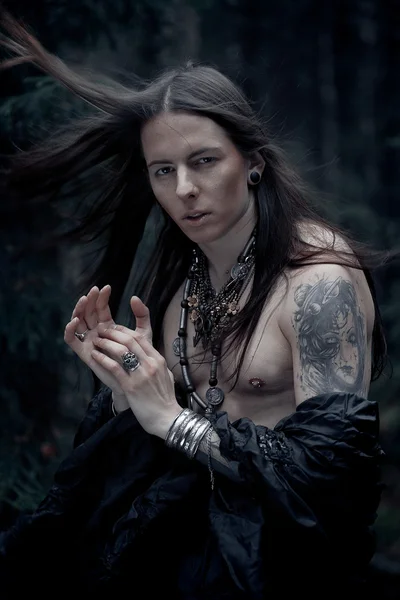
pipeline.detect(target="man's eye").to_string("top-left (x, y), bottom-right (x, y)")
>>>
top-left (153, 157), bottom-right (215, 177)
top-left (197, 157), bottom-right (215, 165)
top-left (155, 166), bottom-right (173, 177)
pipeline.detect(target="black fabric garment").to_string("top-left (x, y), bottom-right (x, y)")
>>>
top-left (0, 388), bottom-right (384, 599)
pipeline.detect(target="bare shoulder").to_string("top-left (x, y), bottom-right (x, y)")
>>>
top-left (281, 262), bottom-right (374, 335)
top-left (296, 220), bottom-right (357, 258)
top-left (278, 222), bottom-right (375, 404)
top-left (288, 220), bottom-right (375, 327)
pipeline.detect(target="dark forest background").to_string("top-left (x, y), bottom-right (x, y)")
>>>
top-left (0, 0), bottom-right (399, 596)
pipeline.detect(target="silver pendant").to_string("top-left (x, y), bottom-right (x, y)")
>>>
top-left (205, 387), bottom-right (225, 407)
top-left (172, 337), bottom-right (180, 356)
top-left (231, 262), bottom-right (250, 281)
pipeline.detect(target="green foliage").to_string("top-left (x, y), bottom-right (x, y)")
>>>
top-left (0, 444), bottom-right (56, 512)
top-left (0, 260), bottom-right (67, 360)
top-left (0, 76), bottom-right (88, 140)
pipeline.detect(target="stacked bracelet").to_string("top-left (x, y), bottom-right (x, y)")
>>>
top-left (165, 408), bottom-right (213, 460)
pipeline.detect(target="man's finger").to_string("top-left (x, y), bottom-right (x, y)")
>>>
top-left (64, 317), bottom-right (86, 353)
top-left (84, 287), bottom-right (99, 329)
top-left (96, 285), bottom-right (113, 322)
top-left (130, 296), bottom-right (153, 340)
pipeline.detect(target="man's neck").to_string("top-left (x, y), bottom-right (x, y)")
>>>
top-left (198, 205), bottom-right (257, 291)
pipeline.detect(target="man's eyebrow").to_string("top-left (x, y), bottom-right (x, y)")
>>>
top-left (147, 146), bottom-right (222, 168)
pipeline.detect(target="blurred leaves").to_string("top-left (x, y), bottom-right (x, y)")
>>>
top-left (0, 446), bottom-right (56, 512)
top-left (0, 76), bottom-right (88, 140)
top-left (0, 264), bottom-right (68, 360)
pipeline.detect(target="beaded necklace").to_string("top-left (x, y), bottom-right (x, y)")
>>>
top-left (172, 227), bottom-right (257, 415)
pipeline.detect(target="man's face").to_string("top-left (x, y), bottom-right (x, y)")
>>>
top-left (141, 111), bottom-right (253, 244)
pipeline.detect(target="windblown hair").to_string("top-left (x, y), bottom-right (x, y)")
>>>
top-left (0, 13), bottom-right (391, 388)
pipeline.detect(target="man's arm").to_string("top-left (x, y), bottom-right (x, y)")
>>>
top-left (279, 263), bottom-right (372, 406)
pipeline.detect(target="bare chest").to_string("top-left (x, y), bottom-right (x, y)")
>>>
top-left (160, 279), bottom-right (296, 428)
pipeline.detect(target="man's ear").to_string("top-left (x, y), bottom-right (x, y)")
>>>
top-left (248, 151), bottom-right (265, 176)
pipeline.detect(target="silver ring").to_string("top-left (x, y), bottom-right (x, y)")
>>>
top-left (122, 351), bottom-right (140, 372)
top-left (74, 329), bottom-right (89, 342)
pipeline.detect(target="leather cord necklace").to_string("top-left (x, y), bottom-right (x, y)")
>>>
top-left (172, 227), bottom-right (257, 414)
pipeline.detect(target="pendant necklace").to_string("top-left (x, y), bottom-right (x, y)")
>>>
top-left (172, 227), bottom-right (257, 414)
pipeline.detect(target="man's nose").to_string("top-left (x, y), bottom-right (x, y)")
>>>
top-left (176, 168), bottom-right (198, 199)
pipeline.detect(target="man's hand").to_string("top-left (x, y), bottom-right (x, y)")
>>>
top-left (91, 298), bottom-right (181, 437)
top-left (64, 285), bottom-right (130, 411)
top-left (64, 288), bottom-right (157, 414)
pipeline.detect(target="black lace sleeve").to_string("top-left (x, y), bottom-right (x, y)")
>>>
top-left (256, 427), bottom-right (292, 463)
top-left (206, 393), bottom-right (384, 595)
top-left (212, 392), bottom-right (383, 501)
top-left (72, 386), bottom-right (114, 448)
top-left (72, 382), bottom-right (187, 449)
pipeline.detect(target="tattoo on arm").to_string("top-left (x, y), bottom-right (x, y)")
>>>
top-left (292, 275), bottom-right (368, 397)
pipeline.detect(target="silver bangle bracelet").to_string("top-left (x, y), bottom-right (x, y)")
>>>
top-left (165, 408), bottom-right (213, 460)
top-left (184, 419), bottom-right (211, 457)
top-left (166, 409), bottom-right (193, 447)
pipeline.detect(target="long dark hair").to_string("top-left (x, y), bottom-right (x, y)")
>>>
top-left (0, 13), bottom-right (392, 389)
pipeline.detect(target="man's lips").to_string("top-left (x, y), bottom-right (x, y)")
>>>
top-left (183, 212), bottom-right (210, 219)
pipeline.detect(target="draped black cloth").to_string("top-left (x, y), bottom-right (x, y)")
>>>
top-left (0, 388), bottom-right (384, 599)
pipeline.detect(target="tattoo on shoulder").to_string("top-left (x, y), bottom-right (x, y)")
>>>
top-left (292, 275), bottom-right (367, 397)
